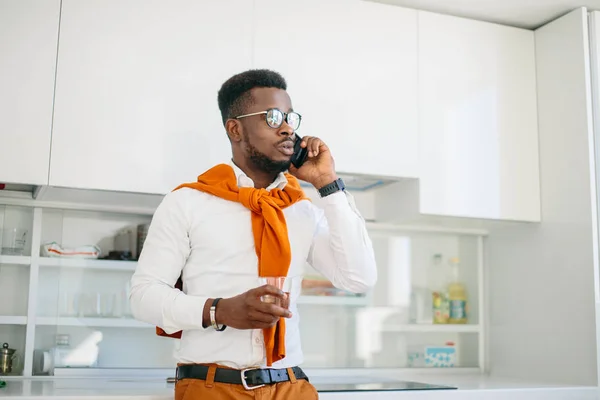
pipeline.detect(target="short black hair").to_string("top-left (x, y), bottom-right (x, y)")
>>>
top-left (217, 69), bottom-right (287, 126)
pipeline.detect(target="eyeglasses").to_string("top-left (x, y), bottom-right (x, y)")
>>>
top-left (235, 108), bottom-right (302, 131)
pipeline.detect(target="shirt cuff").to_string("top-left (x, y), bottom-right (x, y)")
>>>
top-left (162, 294), bottom-right (209, 334)
top-left (319, 190), bottom-right (361, 213)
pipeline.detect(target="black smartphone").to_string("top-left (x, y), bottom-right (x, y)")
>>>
top-left (290, 134), bottom-right (308, 169)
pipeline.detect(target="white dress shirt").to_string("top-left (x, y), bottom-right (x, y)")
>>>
top-left (129, 161), bottom-right (377, 369)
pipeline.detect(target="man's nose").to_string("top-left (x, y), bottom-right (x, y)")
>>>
top-left (278, 122), bottom-right (294, 136)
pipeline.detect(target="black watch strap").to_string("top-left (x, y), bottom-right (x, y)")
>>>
top-left (318, 178), bottom-right (345, 198)
top-left (210, 298), bottom-right (227, 331)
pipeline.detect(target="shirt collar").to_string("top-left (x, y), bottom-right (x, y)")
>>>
top-left (228, 160), bottom-right (288, 190)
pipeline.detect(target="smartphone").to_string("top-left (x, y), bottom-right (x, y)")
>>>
top-left (290, 134), bottom-right (308, 169)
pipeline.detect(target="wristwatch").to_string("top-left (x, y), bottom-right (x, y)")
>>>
top-left (318, 178), bottom-right (345, 198)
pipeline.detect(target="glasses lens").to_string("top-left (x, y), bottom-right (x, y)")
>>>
top-left (287, 112), bottom-right (301, 130)
top-left (266, 109), bottom-right (284, 128)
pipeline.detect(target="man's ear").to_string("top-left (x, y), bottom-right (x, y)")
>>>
top-left (225, 119), bottom-right (242, 142)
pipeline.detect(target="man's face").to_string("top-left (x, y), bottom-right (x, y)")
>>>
top-left (238, 87), bottom-right (295, 174)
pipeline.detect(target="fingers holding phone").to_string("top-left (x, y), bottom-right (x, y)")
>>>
top-left (289, 135), bottom-right (337, 189)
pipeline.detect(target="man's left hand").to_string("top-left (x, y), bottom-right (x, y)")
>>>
top-left (288, 136), bottom-right (338, 189)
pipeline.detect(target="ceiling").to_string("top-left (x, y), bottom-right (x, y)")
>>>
top-left (368, 0), bottom-right (600, 29)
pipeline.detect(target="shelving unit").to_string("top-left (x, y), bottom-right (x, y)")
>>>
top-left (0, 199), bottom-right (487, 378)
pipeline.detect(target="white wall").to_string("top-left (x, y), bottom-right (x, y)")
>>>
top-left (486, 7), bottom-right (598, 385)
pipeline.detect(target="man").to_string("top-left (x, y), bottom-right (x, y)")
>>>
top-left (129, 69), bottom-right (377, 399)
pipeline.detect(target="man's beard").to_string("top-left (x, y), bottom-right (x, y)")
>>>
top-left (244, 138), bottom-right (291, 174)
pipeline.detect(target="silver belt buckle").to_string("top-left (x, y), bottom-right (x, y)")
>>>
top-left (241, 367), bottom-right (265, 390)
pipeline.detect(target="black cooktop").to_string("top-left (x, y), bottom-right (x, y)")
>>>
top-left (314, 381), bottom-right (457, 392)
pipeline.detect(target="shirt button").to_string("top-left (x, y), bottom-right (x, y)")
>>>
top-left (255, 338), bottom-right (260, 344)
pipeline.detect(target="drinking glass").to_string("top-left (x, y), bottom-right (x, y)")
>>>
top-left (258, 276), bottom-right (302, 308)
top-left (1, 228), bottom-right (27, 255)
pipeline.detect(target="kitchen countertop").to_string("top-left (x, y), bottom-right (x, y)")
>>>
top-left (0, 371), bottom-right (597, 399)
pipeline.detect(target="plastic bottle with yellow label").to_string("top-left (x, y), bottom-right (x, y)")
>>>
top-left (447, 257), bottom-right (468, 324)
top-left (431, 254), bottom-right (449, 324)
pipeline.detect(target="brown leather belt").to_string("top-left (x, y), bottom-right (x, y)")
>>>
top-left (176, 364), bottom-right (308, 390)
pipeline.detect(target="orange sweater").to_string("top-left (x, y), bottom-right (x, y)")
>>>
top-left (156, 164), bottom-right (308, 366)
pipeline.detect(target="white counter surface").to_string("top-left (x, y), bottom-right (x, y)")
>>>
top-left (0, 371), bottom-right (597, 400)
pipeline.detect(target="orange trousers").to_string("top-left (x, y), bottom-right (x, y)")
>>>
top-left (174, 364), bottom-right (319, 400)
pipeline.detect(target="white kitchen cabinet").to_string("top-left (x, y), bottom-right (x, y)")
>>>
top-left (418, 11), bottom-right (541, 222)
top-left (488, 7), bottom-right (600, 386)
top-left (49, 0), bottom-right (252, 195)
top-left (253, 0), bottom-right (419, 179)
top-left (0, 0), bottom-right (60, 186)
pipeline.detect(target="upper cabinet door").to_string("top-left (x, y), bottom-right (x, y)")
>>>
top-left (49, 0), bottom-right (252, 194)
top-left (0, 0), bottom-right (60, 186)
top-left (253, 0), bottom-right (419, 179)
top-left (418, 11), bottom-right (541, 221)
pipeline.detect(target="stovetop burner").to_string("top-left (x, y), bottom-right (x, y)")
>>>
top-left (314, 381), bottom-right (457, 392)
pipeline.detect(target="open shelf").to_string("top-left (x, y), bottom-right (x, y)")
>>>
top-left (365, 221), bottom-right (489, 236)
top-left (0, 255), bottom-right (31, 265)
top-left (36, 317), bottom-right (151, 328)
top-left (0, 316), bottom-right (27, 325)
top-left (381, 324), bottom-right (480, 333)
top-left (297, 295), bottom-right (368, 306)
top-left (38, 257), bottom-right (136, 272)
top-left (36, 258), bottom-right (367, 307)
top-left (34, 298), bottom-right (367, 330)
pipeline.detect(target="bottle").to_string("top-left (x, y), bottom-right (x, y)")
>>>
top-left (49, 334), bottom-right (72, 371)
top-left (431, 254), bottom-right (449, 324)
top-left (447, 257), bottom-right (468, 324)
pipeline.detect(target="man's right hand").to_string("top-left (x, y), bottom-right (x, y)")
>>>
top-left (207, 285), bottom-right (291, 330)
